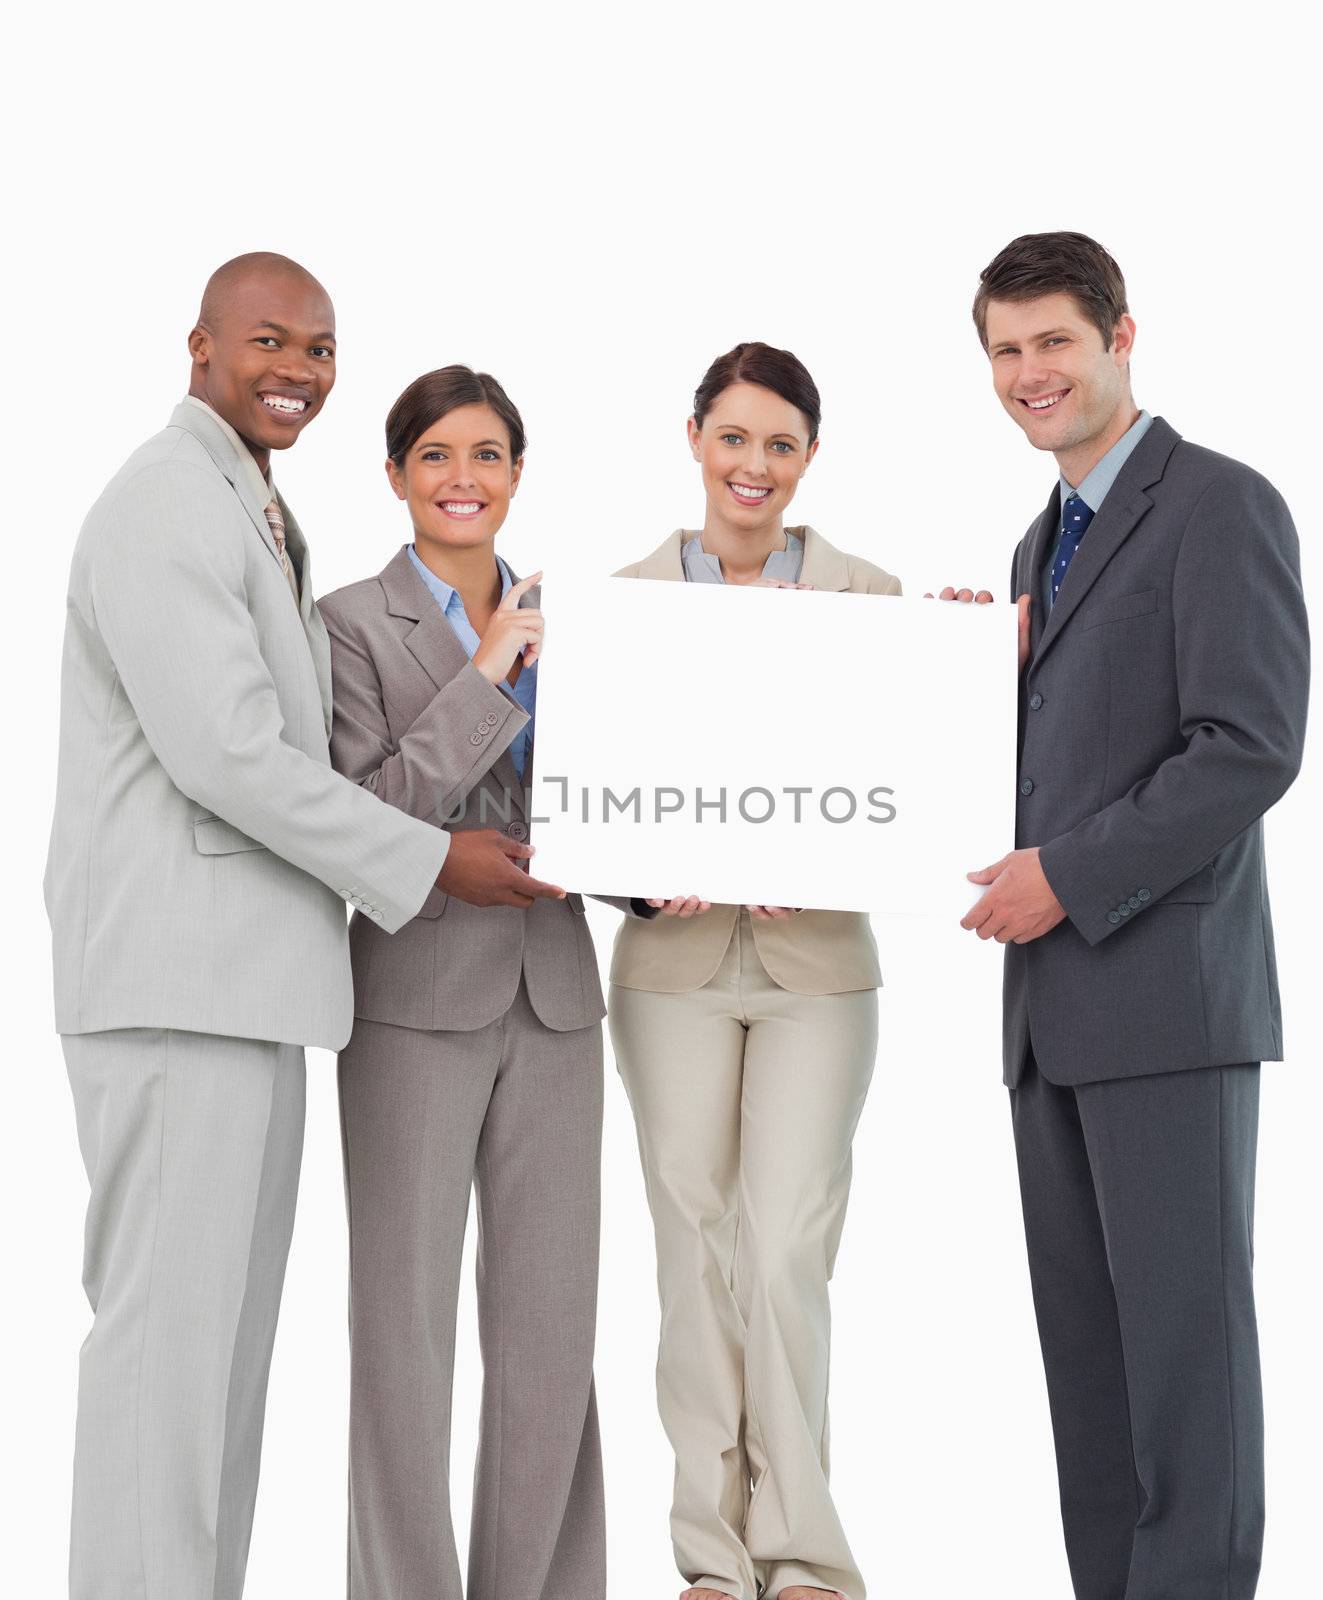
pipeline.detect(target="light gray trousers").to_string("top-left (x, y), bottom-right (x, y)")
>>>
top-left (63, 1026), bottom-right (305, 1600)
top-left (338, 977), bottom-right (606, 1600)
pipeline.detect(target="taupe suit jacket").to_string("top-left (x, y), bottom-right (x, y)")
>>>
top-left (609, 525), bottom-right (898, 994)
top-left (44, 404), bottom-right (447, 1049)
top-left (319, 546), bottom-right (642, 1033)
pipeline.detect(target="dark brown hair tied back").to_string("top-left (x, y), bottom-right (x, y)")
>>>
top-left (972, 232), bottom-right (1129, 351)
top-left (693, 342), bottom-right (822, 442)
top-left (386, 365), bottom-right (527, 465)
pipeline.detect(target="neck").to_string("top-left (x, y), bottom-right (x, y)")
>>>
top-left (188, 379), bottom-right (271, 476)
top-left (1055, 399), bottom-right (1141, 488)
top-left (699, 507), bottom-right (787, 584)
top-left (414, 532), bottom-right (502, 611)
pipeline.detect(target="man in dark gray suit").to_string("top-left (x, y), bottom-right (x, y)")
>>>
top-left (953, 232), bottom-right (1308, 1600)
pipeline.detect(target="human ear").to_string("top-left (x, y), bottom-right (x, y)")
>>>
top-left (686, 415), bottom-right (703, 462)
top-left (384, 457), bottom-right (407, 502)
top-left (1111, 313), bottom-right (1138, 367)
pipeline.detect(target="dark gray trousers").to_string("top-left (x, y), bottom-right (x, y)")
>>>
top-left (1011, 1054), bottom-right (1263, 1600)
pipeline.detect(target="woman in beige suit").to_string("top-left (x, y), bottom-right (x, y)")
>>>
top-left (318, 366), bottom-right (649, 1600)
top-left (611, 342), bottom-right (899, 1600)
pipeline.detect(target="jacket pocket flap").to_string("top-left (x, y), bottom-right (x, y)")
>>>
top-left (411, 885), bottom-right (449, 921)
top-left (193, 816), bottom-right (265, 856)
top-left (1083, 588), bottom-right (1158, 628)
top-left (1163, 863), bottom-right (1217, 904)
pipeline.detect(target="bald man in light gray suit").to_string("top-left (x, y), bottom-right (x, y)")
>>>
top-left (44, 254), bottom-right (565, 1600)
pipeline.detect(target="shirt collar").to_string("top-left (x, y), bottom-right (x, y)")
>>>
top-left (1060, 409), bottom-right (1153, 516)
top-left (183, 394), bottom-right (275, 511)
top-left (681, 530), bottom-right (805, 585)
top-left (407, 543), bottom-right (515, 613)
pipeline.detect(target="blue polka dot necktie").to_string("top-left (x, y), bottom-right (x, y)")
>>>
top-left (1051, 495), bottom-right (1095, 602)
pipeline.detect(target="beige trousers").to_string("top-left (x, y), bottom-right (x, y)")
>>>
top-left (610, 911), bottom-right (877, 1600)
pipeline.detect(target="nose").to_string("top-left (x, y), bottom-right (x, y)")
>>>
top-left (743, 442), bottom-right (769, 479)
top-left (1017, 352), bottom-right (1056, 394)
top-left (272, 348), bottom-right (317, 389)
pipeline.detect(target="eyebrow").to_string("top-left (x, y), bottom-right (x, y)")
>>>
top-left (712, 420), bottom-right (801, 442)
top-left (990, 327), bottom-right (1071, 351)
top-left (253, 320), bottom-right (336, 341)
top-left (415, 437), bottom-right (505, 451)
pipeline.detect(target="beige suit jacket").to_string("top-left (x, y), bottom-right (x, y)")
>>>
top-left (609, 525), bottom-right (898, 995)
top-left (319, 545), bottom-right (642, 1033)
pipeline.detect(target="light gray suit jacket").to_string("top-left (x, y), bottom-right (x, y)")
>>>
top-left (319, 546), bottom-right (649, 1034)
top-left (44, 403), bottom-right (448, 1049)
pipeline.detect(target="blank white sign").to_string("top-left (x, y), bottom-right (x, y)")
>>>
top-left (529, 578), bottom-right (1018, 916)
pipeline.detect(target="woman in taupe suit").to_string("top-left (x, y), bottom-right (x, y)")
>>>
top-left (611, 343), bottom-right (900, 1600)
top-left (317, 366), bottom-right (646, 1600)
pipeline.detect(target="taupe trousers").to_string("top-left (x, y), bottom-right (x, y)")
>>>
top-left (338, 980), bottom-right (605, 1600)
top-left (611, 912), bottom-right (877, 1600)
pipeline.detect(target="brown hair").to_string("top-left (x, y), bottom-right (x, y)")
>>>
top-left (385, 365), bottom-right (526, 465)
top-left (972, 232), bottom-right (1129, 350)
top-left (693, 342), bottom-right (822, 442)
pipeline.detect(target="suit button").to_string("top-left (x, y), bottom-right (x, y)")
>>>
top-left (1108, 911), bottom-right (1121, 924)
top-left (1137, 888), bottom-right (1151, 902)
top-left (469, 732), bottom-right (483, 746)
top-left (1119, 904), bottom-right (1131, 916)
top-left (484, 713), bottom-right (499, 728)
top-left (1029, 693), bottom-right (1043, 710)
top-left (1020, 779), bottom-right (1034, 795)
top-left (508, 821), bottom-right (529, 841)
top-left (1128, 895), bottom-right (1140, 909)
top-left (369, 910), bottom-right (384, 923)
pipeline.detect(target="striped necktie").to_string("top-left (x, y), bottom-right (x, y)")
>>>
top-left (264, 499), bottom-right (300, 602)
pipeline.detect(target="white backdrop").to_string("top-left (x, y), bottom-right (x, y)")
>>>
top-left (4, 5), bottom-right (1318, 1597)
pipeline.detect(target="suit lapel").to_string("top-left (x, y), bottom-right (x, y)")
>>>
top-left (798, 525), bottom-right (850, 591)
top-left (380, 545), bottom-right (472, 693)
top-left (277, 494), bottom-right (333, 733)
top-left (169, 402), bottom-right (286, 574)
top-left (488, 576), bottom-right (538, 819)
top-left (1023, 486), bottom-right (1061, 659)
top-left (1031, 417), bottom-right (1181, 668)
top-left (379, 547), bottom-right (533, 818)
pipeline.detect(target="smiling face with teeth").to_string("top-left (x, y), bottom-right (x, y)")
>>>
top-left (985, 292), bottom-right (1138, 484)
top-left (187, 262), bottom-right (336, 473)
top-left (688, 381), bottom-right (819, 545)
top-left (386, 402), bottom-right (523, 565)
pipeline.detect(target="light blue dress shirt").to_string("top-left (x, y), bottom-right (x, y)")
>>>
top-left (1042, 410), bottom-right (1153, 609)
top-left (681, 530), bottom-right (805, 584)
top-left (407, 544), bottom-right (536, 779)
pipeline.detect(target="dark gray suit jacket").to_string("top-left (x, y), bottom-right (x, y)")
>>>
top-left (1005, 416), bottom-right (1308, 1086)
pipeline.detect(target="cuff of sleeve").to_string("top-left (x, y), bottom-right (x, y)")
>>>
top-left (1038, 837), bottom-right (1130, 948)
